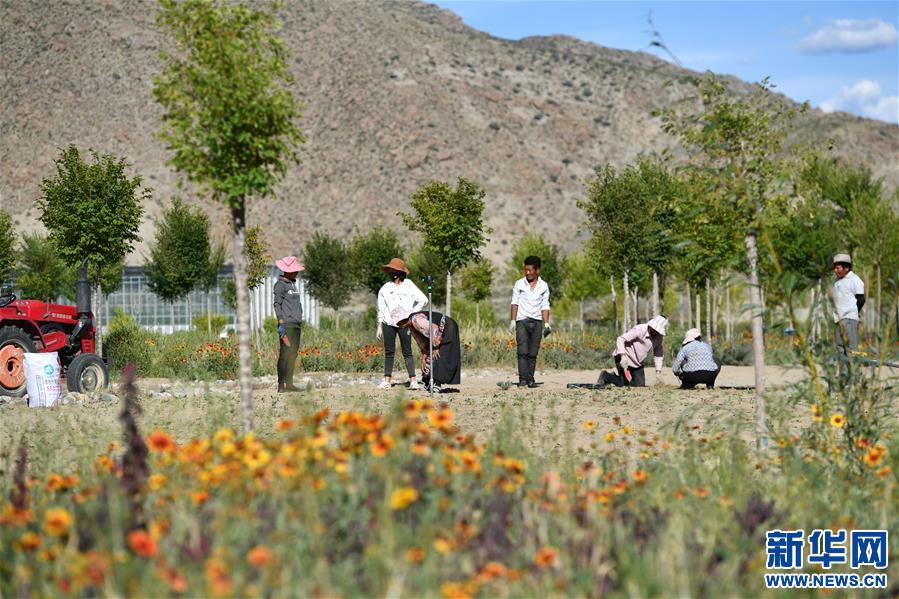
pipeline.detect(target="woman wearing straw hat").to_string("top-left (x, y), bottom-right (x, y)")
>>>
top-left (596, 315), bottom-right (669, 387)
top-left (671, 328), bottom-right (721, 389)
top-left (273, 256), bottom-right (305, 393)
top-left (376, 258), bottom-right (429, 390)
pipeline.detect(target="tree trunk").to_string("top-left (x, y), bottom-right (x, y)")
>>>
top-left (187, 294), bottom-right (193, 330)
top-left (610, 275), bottom-right (618, 336)
top-left (695, 291), bottom-right (701, 338)
top-left (475, 302), bottom-right (480, 329)
top-left (622, 269), bottom-right (630, 333)
top-left (705, 277), bottom-right (711, 341)
top-left (652, 271), bottom-right (659, 317)
top-left (744, 231), bottom-right (768, 447)
top-left (712, 284), bottom-right (719, 339)
top-left (335, 310), bottom-right (340, 330)
top-left (578, 300), bottom-right (584, 331)
top-left (94, 283), bottom-right (104, 356)
top-left (170, 302), bottom-right (176, 333)
top-left (686, 281), bottom-right (693, 329)
top-left (231, 207), bottom-right (255, 433)
top-left (725, 284), bottom-right (732, 342)
top-left (445, 271), bottom-right (453, 317)
top-left (877, 263), bottom-right (882, 331)
top-left (632, 289), bottom-right (638, 326)
top-left (207, 291), bottom-right (213, 337)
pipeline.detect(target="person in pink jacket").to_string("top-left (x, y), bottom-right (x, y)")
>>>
top-left (596, 315), bottom-right (669, 387)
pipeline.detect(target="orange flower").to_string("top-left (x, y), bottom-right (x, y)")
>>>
top-left (247, 545), bottom-right (274, 568)
top-left (190, 490), bottom-right (210, 505)
top-left (148, 474), bottom-right (168, 491)
top-left (633, 470), bottom-right (648, 485)
top-left (43, 507), bottom-right (72, 536)
top-left (534, 546), bottom-right (558, 569)
top-left (406, 547), bottom-right (426, 563)
top-left (370, 434), bottom-right (395, 457)
top-left (583, 420), bottom-right (596, 431)
top-left (478, 561), bottom-right (508, 581)
top-left (876, 466), bottom-right (892, 477)
top-left (604, 432), bottom-right (616, 443)
top-left (863, 446), bottom-right (886, 468)
top-left (428, 407), bottom-right (454, 430)
top-left (128, 529), bottom-right (158, 557)
top-left (17, 531), bottom-right (41, 552)
top-left (147, 431), bottom-right (177, 452)
top-left (694, 487), bottom-right (710, 499)
top-left (205, 557), bottom-right (232, 596)
top-left (275, 419), bottom-right (296, 432)
top-left (411, 437), bottom-right (430, 455)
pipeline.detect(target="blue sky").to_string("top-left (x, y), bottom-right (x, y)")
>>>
top-left (431, 1), bottom-right (899, 124)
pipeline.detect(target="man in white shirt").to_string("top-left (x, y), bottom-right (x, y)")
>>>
top-left (832, 253), bottom-right (865, 369)
top-left (510, 255), bottom-right (551, 388)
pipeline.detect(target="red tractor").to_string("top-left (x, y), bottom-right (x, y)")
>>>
top-left (0, 263), bottom-right (109, 398)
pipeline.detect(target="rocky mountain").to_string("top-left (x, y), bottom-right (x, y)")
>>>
top-left (2, 0), bottom-right (896, 266)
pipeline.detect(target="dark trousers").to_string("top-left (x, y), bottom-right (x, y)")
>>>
top-left (598, 364), bottom-right (646, 387)
top-left (383, 324), bottom-right (415, 378)
top-left (516, 318), bottom-right (543, 383)
top-left (677, 367), bottom-right (721, 389)
top-left (277, 323), bottom-right (301, 387)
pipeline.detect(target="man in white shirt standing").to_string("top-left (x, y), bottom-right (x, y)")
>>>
top-left (510, 255), bottom-right (551, 388)
top-left (832, 253), bottom-right (865, 369)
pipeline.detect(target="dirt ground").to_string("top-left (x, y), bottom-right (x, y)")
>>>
top-left (4, 364), bottom-right (894, 475)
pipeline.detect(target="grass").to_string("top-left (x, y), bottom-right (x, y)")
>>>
top-left (1, 372), bottom-right (897, 597)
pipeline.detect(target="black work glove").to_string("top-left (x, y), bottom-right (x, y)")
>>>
top-left (543, 324), bottom-right (552, 338)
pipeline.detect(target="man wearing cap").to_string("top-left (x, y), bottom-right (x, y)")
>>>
top-left (376, 258), bottom-right (429, 390)
top-left (273, 256), bottom-right (304, 393)
top-left (596, 315), bottom-right (668, 387)
top-left (671, 328), bottom-right (721, 389)
top-left (510, 255), bottom-right (552, 388)
top-left (832, 253), bottom-right (865, 368)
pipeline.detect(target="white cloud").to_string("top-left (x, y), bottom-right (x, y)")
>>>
top-left (820, 80), bottom-right (899, 124)
top-left (797, 18), bottom-right (897, 54)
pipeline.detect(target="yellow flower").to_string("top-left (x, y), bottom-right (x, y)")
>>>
top-left (148, 474), bottom-right (168, 491)
top-left (213, 428), bottom-right (234, 444)
top-left (830, 413), bottom-right (845, 428)
top-left (43, 507), bottom-right (72, 536)
top-left (583, 420), bottom-right (596, 431)
top-left (604, 432), bottom-right (616, 443)
top-left (433, 536), bottom-right (452, 554)
top-left (243, 447), bottom-right (272, 470)
top-left (390, 487), bottom-right (418, 510)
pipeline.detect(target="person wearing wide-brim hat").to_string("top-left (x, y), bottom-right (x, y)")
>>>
top-left (596, 315), bottom-right (669, 388)
top-left (273, 256), bottom-right (305, 392)
top-left (671, 328), bottom-right (721, 389)
top-left (375, 258), bottom-right (429, 390)
top-left (831, 252), bottom-right (865, 371)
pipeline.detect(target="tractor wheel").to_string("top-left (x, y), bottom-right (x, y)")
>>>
top-left (0, 326), bottom-right (36, 397)
top-left (66, 353), bottom-right (109, 394)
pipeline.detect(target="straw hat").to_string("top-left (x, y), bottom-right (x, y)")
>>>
top-left (382, 258), bottom-right (410, 274)
top-left (647, 315), bottom-right (669, 336)
top-left (682, 328), bottom-right (701, 346)
top-left (276, 256), bottom-right (304, 273)
top-left (833, 253), bottom-right (852, 265)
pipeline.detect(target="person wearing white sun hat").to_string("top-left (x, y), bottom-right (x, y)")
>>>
top-left (596, 315), bottom-right (669, 388)
top-left (273, 256), bottom-right (305, 393)
top-left (831, 252), bottom-right (865, 372)
top-left (671, 328), bottom-right (721, 389)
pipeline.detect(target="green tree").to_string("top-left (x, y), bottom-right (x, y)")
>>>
top-left (406, 243), bottom-right (447, 306)
top-left (506, 233), bottom-right (563, 300)
top-left (400, 177), bottom-right (492, 317)
top-left (579, 158), bottom-right (679, 332)
top-left (154, 0), bottom-right (305, 432)
top-left (301, 232), bottom-right (354, 327)
top-left (660, 74), bottom-right (806, 445)
top-left (458, 259), bottom-right (494, 328)
top-left (350, 226), bottom-right (403, 296)
top-left (0, 209), bottom-right (15, 285)
top-left (144, 198), bottom-right (212, 331)
top-left (561, 250), bottom-right (606, 326)
top-left (37, 145), bottom-right (148, 354)
top-left (15, 234), bottom-right (75, 302)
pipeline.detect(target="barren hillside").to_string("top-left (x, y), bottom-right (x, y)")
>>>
top-left (2, 0), bottom-right (896, 265)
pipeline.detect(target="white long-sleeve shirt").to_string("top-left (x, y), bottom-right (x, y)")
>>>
top-left (511, 276), bottom-right (550, 320)
top-left (377, 279), bottom-right (429, 326)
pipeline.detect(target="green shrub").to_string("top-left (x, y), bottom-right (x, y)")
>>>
top-left (262, 315), bottom-right (278, 335)
top-left (103, 310), bottom-right (154, 373)
top-left (192, 313), bottom-right (228, 334)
